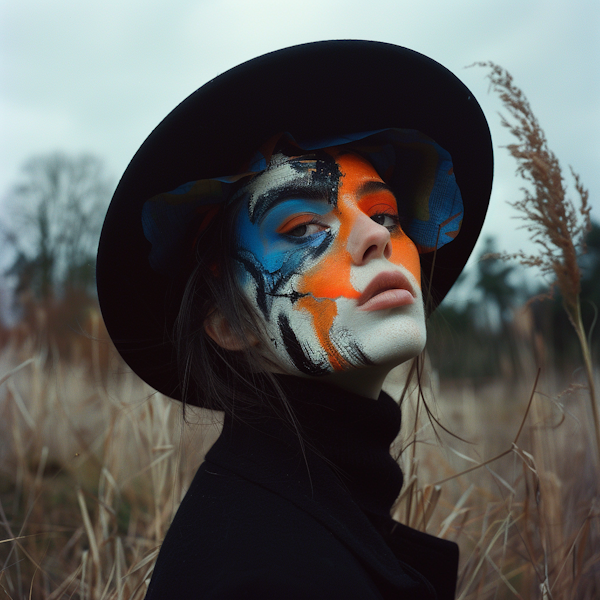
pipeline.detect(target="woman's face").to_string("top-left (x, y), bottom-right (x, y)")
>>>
top-left (233, 148), bottom-right (426, 377)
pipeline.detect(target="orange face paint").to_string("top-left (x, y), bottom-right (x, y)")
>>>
top-left (294, 150), bottom-right (421, 370)
top-left (234, 149), bottom-right (425, 376)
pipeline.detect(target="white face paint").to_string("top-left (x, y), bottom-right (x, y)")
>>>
top-left (233, 148), bottom-right (427, 379)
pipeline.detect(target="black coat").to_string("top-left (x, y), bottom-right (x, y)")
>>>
top-left (145, 378), bottom-right (458, 599)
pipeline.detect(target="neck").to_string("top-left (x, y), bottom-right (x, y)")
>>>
top-left (309, 358), bottom-right (417, 400)
top-left (318, 364), bottom-right (392, 399)
top-left (272, 375), bottom-right (404, 520)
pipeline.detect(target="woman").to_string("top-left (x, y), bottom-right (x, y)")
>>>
top-left (97, 41), bottom-right (493, 599)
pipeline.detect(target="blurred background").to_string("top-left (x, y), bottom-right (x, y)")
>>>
top-left (1, 1), bottom-right (599, 598)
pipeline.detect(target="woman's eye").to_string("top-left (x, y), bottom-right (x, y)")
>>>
top-left (370, 213), bottom-right (399, 229)
top-left (287, 222), bottom-right (327, 238)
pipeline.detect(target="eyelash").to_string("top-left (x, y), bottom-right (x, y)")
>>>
top-left (283, 211), bottom-right (402, 240)
top-left (284, 217), bottom-right (328, 238)
top-left (371, 212), bottom-right (401, 232)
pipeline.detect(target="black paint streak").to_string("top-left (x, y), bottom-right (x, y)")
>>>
top-left (235, 230), bottom-right (334, 319)
top-left (249, 152), bottom-right (342, 224)
top-left (267, 290), bottom-right (306, 303)
top-left (309, 152), bottom-right (341, 209)
top-left (278, 313), bottom-right (328, 376)
top-left (341, 338), bottom-right (374, 369)
top-left (319, 326), bottom-right (374, 371)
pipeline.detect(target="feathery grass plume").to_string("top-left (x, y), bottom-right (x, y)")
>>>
top-left (474, 61), bottom-right (598, 467)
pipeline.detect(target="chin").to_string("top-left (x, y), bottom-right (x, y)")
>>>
top-left (330, 297), bottom-right (427, 369)
top-left (361, 322), bottom-right (427, 368)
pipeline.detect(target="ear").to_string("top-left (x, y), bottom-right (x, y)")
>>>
top-left (204, 310), bottom-right (258, 351)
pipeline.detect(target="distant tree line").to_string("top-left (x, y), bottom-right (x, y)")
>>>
top-left (427, 225), bottom-right (600, 383)
top-left (2, 152), bottom-right (112, 301)
top-left (0, 152), bottom-right (113, 355)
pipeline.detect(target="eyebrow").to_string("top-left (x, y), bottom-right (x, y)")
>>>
top-left (249, 157), bottom-right (339, 223)
top-left (357, 180), bottom-right (395, 198)
top-left (251, 178), bottom-right (395, 223)
top-left (251, 184), bottom-right (329, 224)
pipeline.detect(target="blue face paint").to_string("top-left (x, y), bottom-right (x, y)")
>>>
top-left (233, 153), bottom-right (340, 320)
top-left (234, 201), bottom-right (334, 318)
top-left (236, 198), bottom-right (332, 274)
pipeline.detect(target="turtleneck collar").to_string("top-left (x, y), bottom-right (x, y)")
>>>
top-left (238, 374), bottom-right (404, 524)
top-left (206, 374), bottom-right (459, 599)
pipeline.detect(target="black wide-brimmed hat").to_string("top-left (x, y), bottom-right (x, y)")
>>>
top-left (97, 40), bottom-right (493, 401)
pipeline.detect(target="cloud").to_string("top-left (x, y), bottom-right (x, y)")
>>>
top-left (1, 0), bottom-right (598, 266)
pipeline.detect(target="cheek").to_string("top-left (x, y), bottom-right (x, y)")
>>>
top-left (296, 244), bottom-right (356, 300)
top-left (291, 242), bottom-right (354, 368)
top-left (390, 234), bottom-right (421, 287)
top-left (295, 210), bottom-right (357, 301)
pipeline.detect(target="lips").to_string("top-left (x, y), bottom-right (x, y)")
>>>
top-left (357, 271), bottom-right (416, 312)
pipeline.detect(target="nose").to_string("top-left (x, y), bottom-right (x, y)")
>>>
top-left (346, 213), bottom-right (392, 265)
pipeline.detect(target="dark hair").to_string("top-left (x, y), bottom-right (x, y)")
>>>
top-left (173, 193), bottom-right (299, 426)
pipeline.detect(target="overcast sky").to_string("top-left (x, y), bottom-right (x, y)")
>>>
top-left (1, 0), bottom-right (598, 298)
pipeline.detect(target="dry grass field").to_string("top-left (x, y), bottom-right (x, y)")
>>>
top-left (0, 313), bottom-right (598, 599)
top-left (1, 61), bottom-right (596, 599)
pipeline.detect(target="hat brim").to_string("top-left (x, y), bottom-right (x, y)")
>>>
top-left (97, 40), bottom-right (493, 401)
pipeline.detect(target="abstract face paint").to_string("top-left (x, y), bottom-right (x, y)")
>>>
top-left (233, 149), bottom-right (427, 377)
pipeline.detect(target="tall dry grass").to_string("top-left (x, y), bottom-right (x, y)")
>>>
top-left (474, 62), bottom-right (597, 468)
top-left (392, 362), bottom-right (600, 599)
top-left (0, 315), bottom-right (598, 599)
top-left (0, 321), bottom-right (222, 599)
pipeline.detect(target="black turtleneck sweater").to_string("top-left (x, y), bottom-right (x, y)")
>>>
top-left (145, 376), bottom-right (458, 599)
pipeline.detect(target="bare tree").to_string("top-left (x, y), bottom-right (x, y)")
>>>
top-left (2, 152), bottom-right (113, 301)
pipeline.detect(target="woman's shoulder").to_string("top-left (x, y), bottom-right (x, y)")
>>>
top-left (145, 463), bottom-right (386, 599)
